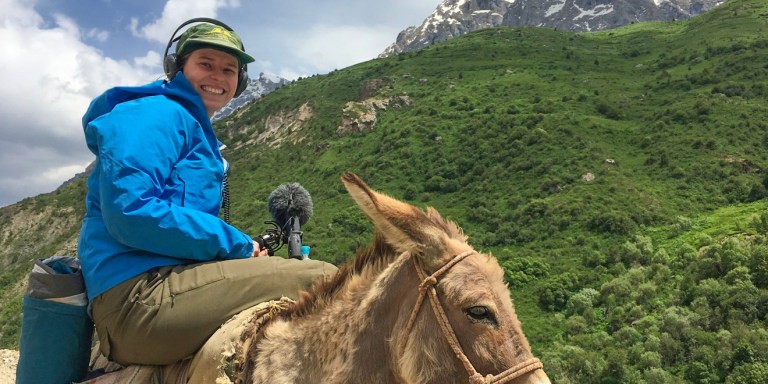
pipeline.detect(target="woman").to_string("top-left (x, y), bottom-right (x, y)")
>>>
top-left (78, 20), bottom-right (336, 366)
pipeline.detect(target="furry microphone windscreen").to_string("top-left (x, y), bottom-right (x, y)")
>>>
top-left (267, 182), bottom-right (314, 227)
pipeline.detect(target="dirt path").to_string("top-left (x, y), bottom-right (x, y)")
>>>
top-left (0, 349), bottom-right (18, 384)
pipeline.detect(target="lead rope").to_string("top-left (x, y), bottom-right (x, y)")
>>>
top-left (402, 251), bottom-right (544, 384)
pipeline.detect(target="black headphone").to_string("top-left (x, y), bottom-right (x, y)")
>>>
top-left (163, 17), bottom-right (249, 97)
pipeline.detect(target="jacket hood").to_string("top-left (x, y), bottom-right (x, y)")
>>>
top-left (82, 73), bottom-right (209, 130)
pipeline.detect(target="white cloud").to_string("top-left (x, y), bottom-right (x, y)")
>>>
top-left (0, 1), bottom-right (155, 207)
top-left (276, 68), bottom-right (304, 81)
top-left (280, 24), bottom-right (399, 78)
top-left (43, 163), bottom-right (93, 182)
top-left (130, 0), bottom-right (241, 43)
top-left (0, 0), bottom-right (43, 28)
top-left (133, 50), bottom-right (163, 70)
top-left (255, 59), bottom-right (273, 71)
top-left (85, 27), bottom-right (110, 43)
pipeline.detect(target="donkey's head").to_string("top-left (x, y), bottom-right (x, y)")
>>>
top-left (341, 173), bottom-right (550, 384)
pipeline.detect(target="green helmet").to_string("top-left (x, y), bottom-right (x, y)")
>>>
top-left (176, 22), bottom-right (254, 66)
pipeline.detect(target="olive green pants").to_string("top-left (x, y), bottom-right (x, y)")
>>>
top-left (91, 257), bottom-right (337, 366)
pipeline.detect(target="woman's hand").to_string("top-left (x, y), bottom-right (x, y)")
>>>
top-left (251, 241), bottom-right (269, 257)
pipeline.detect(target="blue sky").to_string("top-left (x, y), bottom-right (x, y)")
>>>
top-left (0, 0), bottom-right (439, 207)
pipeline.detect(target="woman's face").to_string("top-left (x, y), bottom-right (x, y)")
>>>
top-left (182, 48), bottom-right (240, 116)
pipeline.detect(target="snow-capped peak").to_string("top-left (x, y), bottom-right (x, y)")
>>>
top-left (380, 0), bottom-right (725, 58)
top-left (212, 72), bottom-right (291, 121)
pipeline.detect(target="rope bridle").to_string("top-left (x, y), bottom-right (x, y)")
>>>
top-left (401, 250), bottom-right (544, 384)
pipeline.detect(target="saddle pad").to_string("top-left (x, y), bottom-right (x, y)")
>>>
top-left (187, 297), bottom-right (294, 384)
top-left (80, 298), bottom-right (293, 384)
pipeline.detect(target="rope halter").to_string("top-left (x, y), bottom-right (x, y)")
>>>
top-left (401, 250), bottom-right (544, 384)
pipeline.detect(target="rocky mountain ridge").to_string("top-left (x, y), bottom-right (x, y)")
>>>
top-left (380, 0), bottom-right (726, 57)
top-left (212, 72), bottom-right (291, 121)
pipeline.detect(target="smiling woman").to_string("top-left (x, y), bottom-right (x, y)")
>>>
top-left (181, 48), bottom-right (241, 116)
top-left (74, 18), bottom-right (338, 370)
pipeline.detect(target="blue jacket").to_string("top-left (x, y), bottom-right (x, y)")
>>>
top-left (78, 73), bottom-right (254, 301)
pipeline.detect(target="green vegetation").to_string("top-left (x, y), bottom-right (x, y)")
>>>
top-left (1, 0), bottom-right (767, 381)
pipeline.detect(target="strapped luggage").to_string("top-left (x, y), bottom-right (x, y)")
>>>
top-left (16, 256), bottom-right (93, 384)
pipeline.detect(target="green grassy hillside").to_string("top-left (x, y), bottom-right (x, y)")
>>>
top-left (2, 0), bottom-right (768, 381)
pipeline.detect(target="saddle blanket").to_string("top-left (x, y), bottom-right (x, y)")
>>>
top-left (78, 298), bottom-right (293, 384)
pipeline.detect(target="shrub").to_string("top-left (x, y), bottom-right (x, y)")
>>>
top-left (749, 244), bottom-right (768, 289)
top-left (502, 258), bottom-right (551, 286)
top-left (637, 351), bottom-right (662, 371)
top-left (566, 288), bottom-right (601, 317)
top-left (566, 315), bottom-right (589, 334)
top-left (686, 361), bottom-right (719, 384)
top-left (712, 83), bottom-right (746, 97)
top-left (587, 212), bottom-right (637, 235)
top-left (752, 212), bottom-right (768, 233)
top-left (424, 175), bottom-right (446, 192)
top-left (726, 362), bottom-right (768, 384)
top-left (538, 272), bottom-right (580, 311)
top-left (674, 215), bottom-right (693, 234)
top-left (596, 101), bottom-right (622, 119)
top-left (651, 249), bottom-right (671, 265)
top-left (601, 277), bottom-right (633, 306)
top-left (619, 235), bottom-right (655, 266)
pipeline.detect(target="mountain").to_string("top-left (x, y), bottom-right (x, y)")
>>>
top-left (2, 0), bottom-right (768, 381)
top-left (380, 0), bottom-right (726, 57)
top-left (212, 72), bottom-right (291, 121)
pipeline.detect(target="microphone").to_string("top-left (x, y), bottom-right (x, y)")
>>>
top-left (267, 183), bottom-right (313, 228)
top-left (265, 183), bottom-right (313, 260)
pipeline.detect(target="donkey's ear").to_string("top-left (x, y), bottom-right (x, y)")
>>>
top-left (341, 173), bottom-right (448, 260)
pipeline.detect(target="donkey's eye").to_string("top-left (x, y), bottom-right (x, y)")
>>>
top-left (465, 306), bottom-right (497, 325)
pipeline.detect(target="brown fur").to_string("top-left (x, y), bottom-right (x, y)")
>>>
top-left (243, 173), bottom-right (550, 384)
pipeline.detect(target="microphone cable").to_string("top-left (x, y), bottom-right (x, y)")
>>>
top-left (222, 172), bottom-right (231, 224)
top-left (221, 156), bottom-right (231, 224)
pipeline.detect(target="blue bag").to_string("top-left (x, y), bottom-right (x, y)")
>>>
top-left (16, 256), bottom-right (93, 384)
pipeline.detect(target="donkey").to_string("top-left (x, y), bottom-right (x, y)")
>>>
top-left (219, 172), bottom-right (550, 384)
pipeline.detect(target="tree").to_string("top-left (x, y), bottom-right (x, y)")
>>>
top-left (546, 345), bottom-right (607, 384)
top-left (749, 244), bottom-right (768, 289)
top-left (659, 332), bottom-right (684, 365)
top-left (601, 346), bottom-right (629, 384)
top-left (634, 282), bottom-right (658, 305)
top-left (613, 326), bottom-right (642, 348)
top-left (501, 258), bottom-right (550, 287)
top-left (685, 361), bottom-right (718, 384)
top-left (566, 288), bottom-right (600, 318)
top-left (566, 315), bottom-right (589, 335)
top-left (642, 367), bottom-right (677, 383)
top-left (723, 279), bottom-right (760, 323)
top-left (601, 276), bottom-right (633, 307)
top-left (726, 363), bottom-right (768, 384)
top-left (637, 351), bottom-right (662, 371)
top-left (731, 343), bottom-right (756, 367)
top-left (661, 306), bottom-right (697, 340)
top-left (538, 272), bottom-right (580, 311)
top-left (752, 212), bottom-right (768, 233)
top-left (695, 238), bottom-right (750, 280)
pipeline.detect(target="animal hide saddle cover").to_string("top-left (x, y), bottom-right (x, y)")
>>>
top-left (77, 298), bottom-right (294, 384)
